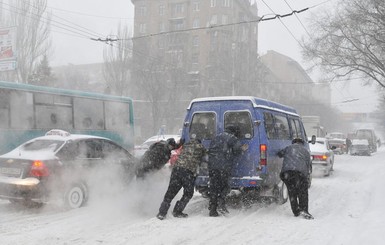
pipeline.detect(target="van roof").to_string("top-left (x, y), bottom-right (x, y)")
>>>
top-left (188, 96), bottom-right (299, 116)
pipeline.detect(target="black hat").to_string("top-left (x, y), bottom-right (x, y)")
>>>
top-left (292, 137), bottom-right (304, 144)
top-left (166, 138), bottom-right (176, 147)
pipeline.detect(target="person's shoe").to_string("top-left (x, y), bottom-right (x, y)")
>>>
top-left (156, 213), bottom-right (166, 220)
top-left (299, 211), bottom-right (314, 220)
top-left (172, 211), bottom-right (188, 218)
top-left (209, 210), bottom-right (219, 217)
top-left (218, 206), bottom-right (229, 214)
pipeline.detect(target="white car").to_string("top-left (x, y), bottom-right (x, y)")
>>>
top-left (134, 134), bottom-right (181, 159)
top-left (309, 137), bottom-right (335, 176)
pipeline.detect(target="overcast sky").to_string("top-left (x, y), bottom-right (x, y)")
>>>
top-left (42, 0), bottom-right (380, 113)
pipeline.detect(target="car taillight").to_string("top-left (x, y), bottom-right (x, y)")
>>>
top-left (29, 160), bottom-right (50, 177)
top-left (313, 155), bottom-right (327, 161)
top-left (259, 144), bottom-right (267, 166)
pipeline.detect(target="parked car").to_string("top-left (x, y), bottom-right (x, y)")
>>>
top-left (328, 138), bottom-right (347, 155)
top-left (134, 134), bottom-right (181, 159)
top-left (309, 137), bottom-right (334, 176)
top-left (355, 129), bottom-right (377, 153)
top-left (0, 129), bottom-right (137, 208)
top-left (350, 139), bottom-right (371, 156)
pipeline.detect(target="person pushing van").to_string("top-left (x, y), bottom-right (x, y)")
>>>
top-left (278, 138), bottom-right (314, 219)
top-left (135, 138), bottom-right (180, 178)
top-left (207, 124), bottom-right (248, 217)
top-left (156, 132), bottom-right (207, 220)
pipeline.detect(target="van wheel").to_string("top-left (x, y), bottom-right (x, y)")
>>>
top-left (64, 183), bottom-right (88, 209)
top-left (275, 181), bottom-right (288, 205)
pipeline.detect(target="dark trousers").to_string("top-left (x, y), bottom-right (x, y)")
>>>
top-left (158, 167), bottom-right (195, 215)
top-left (208, 169), bottom-right (230, 211)
top-left (280, 170), bottom-right (309, 216)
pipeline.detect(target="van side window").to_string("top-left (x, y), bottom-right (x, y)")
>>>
top-left (190, 112), bottom-right (216, 139)
top-left (264, 112), bottom-right (276, 139)
top-left (290, 118), bottom-right (305, 139)
top-left (224, 111), bottom-right (253, 139)
top-left (274, 115), bottom-right (290, 140)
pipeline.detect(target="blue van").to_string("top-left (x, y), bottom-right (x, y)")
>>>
top-left (181, 96), bottom-right (310, 203)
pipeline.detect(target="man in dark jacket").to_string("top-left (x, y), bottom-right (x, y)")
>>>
top-left (278, 137), bottom-right (313, 219)
top-left (207, 124), bottom-right (248, 217)
top-left (156, 133), bottom-right (207, 220)
top-left (136, 138), bottom-right (178, 178)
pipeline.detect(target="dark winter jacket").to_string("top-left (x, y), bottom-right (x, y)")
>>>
top-left (174, 138), bottom-right (207, 175)
top-left (208, 132), bottom-right (243, 172)
top-left (278, 143), bottom-right (312, 178)
top-left (138, 141), bottom-right (172, 175)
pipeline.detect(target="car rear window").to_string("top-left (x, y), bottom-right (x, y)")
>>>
top-left (22, 139), bottom-right (64, 152)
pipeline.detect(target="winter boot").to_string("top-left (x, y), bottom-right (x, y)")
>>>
top-left (172, 212), bottom-right (188, 218)
top-left (299, 211), bottom-right (314, 220)
top-left (209, 209), bottom-right (219, 217)
top-left (156, 213), bottom-right (166, 220)
top-left (172, 201), bottom-right (188, 218)
top-left (157, 201), bottom-right (171, 220)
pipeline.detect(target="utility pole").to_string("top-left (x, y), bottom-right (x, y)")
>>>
top-left (0, 0), bottom-right (3, 24)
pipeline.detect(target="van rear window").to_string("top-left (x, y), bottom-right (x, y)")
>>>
top-left (190, 113), bottom-right (216, 140)
top-left (224, 111), bottom-right (253, 139)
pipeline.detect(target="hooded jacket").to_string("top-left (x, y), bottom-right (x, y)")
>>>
top-left (278, 143), bottom-right (312, 177)
top-left (208, 132), bottom-right (242, 172)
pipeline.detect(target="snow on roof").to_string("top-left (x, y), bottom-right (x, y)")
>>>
top-left (187, 96), bottom-right (298, 116)
top-left (352, 139), bottom-right (369, 145)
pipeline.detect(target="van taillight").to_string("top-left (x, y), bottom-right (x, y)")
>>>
top-left (29, 161), bottom-right (50, 177)
top-left (259, 144), bottom-right (267, 166)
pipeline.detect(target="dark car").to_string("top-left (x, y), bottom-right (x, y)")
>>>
top-left (350, 139), bottom-right (371, 156)
top-left (0, 130), bottom-right (136, 208)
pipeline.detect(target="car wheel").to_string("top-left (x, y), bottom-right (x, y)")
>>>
top-left (64, 183), bottom-right (88, 209)
top-left (275, 181), bottom-right (288, 205)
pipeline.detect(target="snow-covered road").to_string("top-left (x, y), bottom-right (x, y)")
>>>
top-left (1, 147), bottom-right (385, 245)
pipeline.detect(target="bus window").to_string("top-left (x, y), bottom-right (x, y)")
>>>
top-left (35, 93), bottom-right (73, 129)
top-left (274, 115), bottom-right (290, 140)
top-left (105, 101), bottom-right (130, 130)
top-left (224, 111), bottom-right (253, 139)
top-left (0, 90), bottom-right (9, 128)
top-left (10, 91), bottom-right (33, 129)
top-left (264, 112), bottom-right (276, 139)
top-left (190, 112), bottom-right (216, 140)
top-left (289, 118), bottom-right (305, 140)
top-left (74, 98), bottom-right (104, 130)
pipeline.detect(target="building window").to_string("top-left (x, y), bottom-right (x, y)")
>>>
top-left (139, 23), bottom-right (146, 34)
top-left (192, 35), bottom-right (199, 47)
top-left (193, 18), bottom-right (200, 29)
top-left (223, 0), bottom-right (230, 7)
top-left (159, 22), bottom-right (166, 32)
top-left (159, 4), bottom-right (165, 16)
top-left (172, 3), bottom-right (184, 16)
top-left (210, 15), bottom-right (218, 25)
top-left (211, 0), bottom-right (217, 7)
top-left (193, 1), bottom-right (200, 11)
top-left (138, 6), bottom-right (147, 16)
top-left (222, 15), bottom-right (228, 25)
top-left (174, 20), bottom-right (185, 30)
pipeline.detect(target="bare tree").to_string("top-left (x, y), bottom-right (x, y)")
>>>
top-left (4, 0), bottom-right (51, 83)
top-left (103, 23), bottom-right (132, 96)
top-left (302, 0), bottom-right (385, 88)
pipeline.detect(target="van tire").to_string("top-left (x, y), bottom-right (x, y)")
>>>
top-left (275, 181), bottom-right (288, 205)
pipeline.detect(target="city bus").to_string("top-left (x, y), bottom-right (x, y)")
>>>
top-left (0, 80), bottom-right (134, 154)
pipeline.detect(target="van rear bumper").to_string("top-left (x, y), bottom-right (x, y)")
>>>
top-left (195, 175), bottom-right (264, 189)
